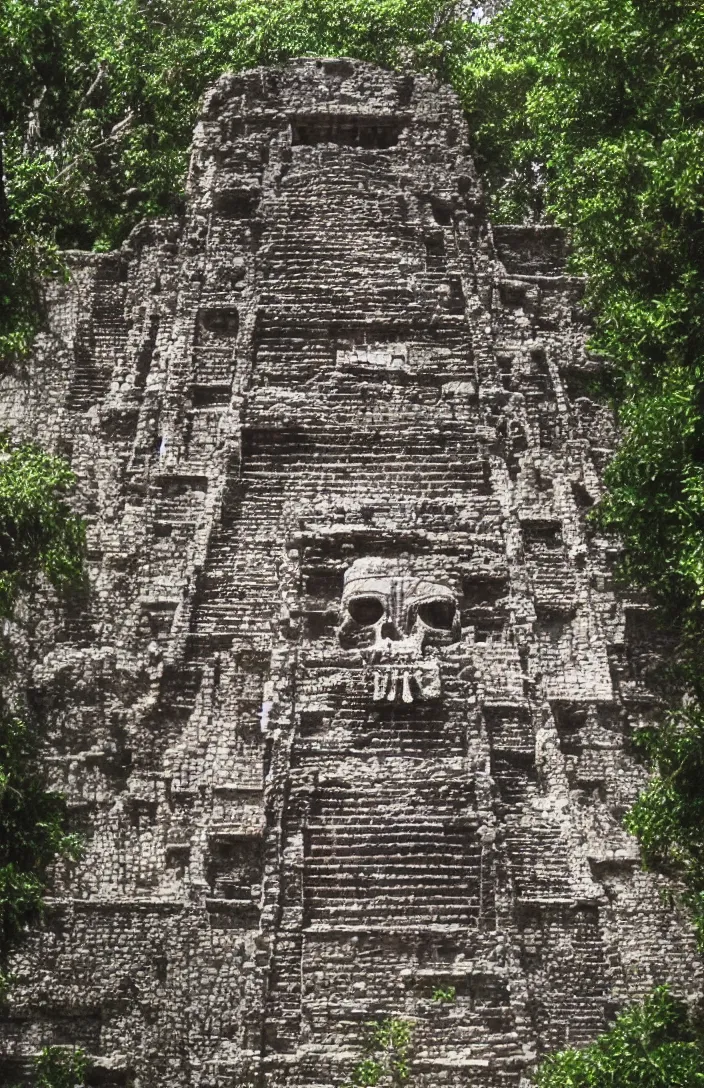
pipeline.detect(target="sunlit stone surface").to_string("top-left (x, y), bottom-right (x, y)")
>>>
top-left (0, 58), bottom-right (699, 1088)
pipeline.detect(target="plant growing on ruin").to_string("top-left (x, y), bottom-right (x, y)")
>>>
top-left (0, 433), bottom-right (84, 959)
top-left (532, 987), bottom-right (704, 1087)
top-left (431, 985), bottom-right (456, 1003)
top-left (6, 1047), bottom-right (87, 1088)
top-left (3, 1045), bottom-right (89, 1088)
top-left (0, 709), bottom-right (82, 957)
top-left (456, 0), bottom-right (704, 943)
top-left (342, 1017), bottom-right (414, 1087)
top-left (34, 1046), bottom-right (87, 1088)
top-left (0, 434), bottom-right (84, 618)
top-left (624, 698), bottom-right (704, 945)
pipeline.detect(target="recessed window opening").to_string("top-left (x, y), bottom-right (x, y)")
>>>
top-left (199, 308), bottom-right (239, 337)
top-left (291, 116), bottom-right (401, 149)
top-left (431, 201), bottom-right (453, 226)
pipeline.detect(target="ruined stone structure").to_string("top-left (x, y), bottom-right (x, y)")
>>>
top-left (0, 59), bottom-right (699, 1088)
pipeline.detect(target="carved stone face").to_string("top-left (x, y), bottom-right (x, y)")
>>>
top-left (339, 558), bottom-right (461, 703)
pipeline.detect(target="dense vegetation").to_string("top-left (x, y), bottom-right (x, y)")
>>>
top-left (32, 1046), bottom-right (86, 1088)
top-left (2, 0), bottom-right (704, 1082)
top-left (0, 439), bottom-right (84, 1085)
top-left (456, 0), bottom-right (704, 948)
top-left (0, 436), bottom-right (84, 963)
top-left (534, 989), bottom-right (704, 1088)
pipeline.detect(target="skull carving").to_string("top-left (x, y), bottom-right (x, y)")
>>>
top-left (339, 558), bottom-right (461, 703)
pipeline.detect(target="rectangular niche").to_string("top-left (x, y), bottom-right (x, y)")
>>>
top-left (291, 115), bottom-right (402, 149)
top-left (196, 307), bottom-right (240, 341)
top-left (205, 830), bottom-right (263, 902)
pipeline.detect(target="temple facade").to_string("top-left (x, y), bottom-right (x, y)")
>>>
top-left (0, 58), bottom-right (698, 1088)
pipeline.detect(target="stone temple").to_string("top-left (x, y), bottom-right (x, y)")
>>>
top-left (0, 58), bottom-right (699, 1088)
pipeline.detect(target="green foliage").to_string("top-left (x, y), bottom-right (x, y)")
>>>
top-left (624, 699), bottom-right (704, 947)
top-left (0, 233), bottom-right (66, 361)
top-left (533, 987), bottom-right (704, 1087)
top-left (0, 710), bottom-right (82, 955)
top-left (455, 0), bottom-right (704, 942)
top-left (346, 1058), bottom-right (385, 1087)
top-left (0, 433), bottom-right (84, 958)
top-left (431, 985), bottom-right (456, 1003)
top-left (342, 1018), bottom-right (414, 1087)
top-left (456, 0), bottom-right (704, 618)
top-left (0, 434), bottom-right (84, 617)
top-left (34, 1046), bottom-right (87, 1088)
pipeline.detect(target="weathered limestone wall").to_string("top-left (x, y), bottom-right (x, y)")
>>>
top-left (0, 58), bottom-right (699, 1088)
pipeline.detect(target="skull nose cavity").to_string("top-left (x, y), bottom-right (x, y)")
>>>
top-left (380, 621), bottom-right (402, 641)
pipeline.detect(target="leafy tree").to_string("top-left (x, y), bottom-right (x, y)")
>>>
top-left (0, 435), bottom-right (84, 960)
top-left (533, 988), bottom-right (704, 1087)
top-left (455, 0), bottom-right (704, 940)
top-left (0, 434), bottom-right (84, 617)
top-left (456, 0), bottom-right (704, 618)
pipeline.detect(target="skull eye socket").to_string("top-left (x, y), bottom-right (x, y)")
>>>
top-left (417, 599), bottom-right (456, 630)
top-left (347, 596), bottom-right (385, 626)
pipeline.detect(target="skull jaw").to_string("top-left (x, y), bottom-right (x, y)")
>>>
top-left (369, 660), bottom-right (442, 704)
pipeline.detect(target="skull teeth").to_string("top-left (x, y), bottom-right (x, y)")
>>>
top-left (372, 668), bottom-right (416, 704)
top-left (373, 670), bottom-right (387, 701)
top-left (369, 661), bottom-right (442, 703)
